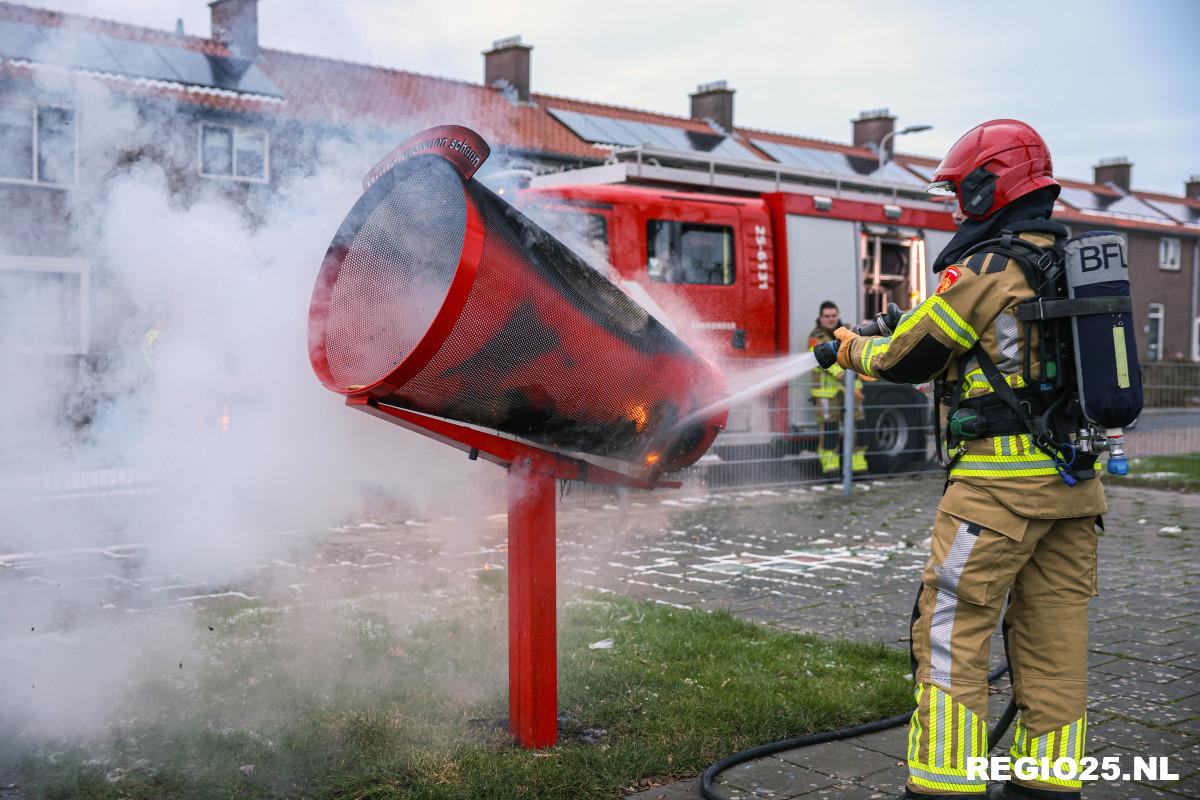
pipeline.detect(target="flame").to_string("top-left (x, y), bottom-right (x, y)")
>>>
top-left (630, 404), bottom-right (648, 432)
top-left (644, 452), bottom-right (660, 465)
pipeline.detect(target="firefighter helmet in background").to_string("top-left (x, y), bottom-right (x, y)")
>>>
top-left (928, 119), bottom-right (1059, 220)
top-left (307, 125), bottom-right (727, 473)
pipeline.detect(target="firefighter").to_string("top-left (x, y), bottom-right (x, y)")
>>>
top-left (807, 301), bottom-right (867, 475)
top-left (830, 120), bottom-right (1105, 799)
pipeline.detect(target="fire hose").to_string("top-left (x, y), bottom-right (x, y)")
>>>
top-left (702, 650), bottom-right (1017, 800)
top-left (701, 602), bottom-right (1019, 800)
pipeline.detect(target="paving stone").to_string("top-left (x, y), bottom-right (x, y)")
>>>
top-left (624, 779), bottom-right (701, 799)
top-left (850, 728), bottom-right (910, 762)
top-left (794, 782), bottom-right (899, 798)
top-left (1089, 720), bottom-right (1193, 755)
top-left (719, 756), bottom-right (830, 799)
top-left (1091, 659), bottom-right (1196, 685)
top-left (776, 740), bottom-right (900, 780)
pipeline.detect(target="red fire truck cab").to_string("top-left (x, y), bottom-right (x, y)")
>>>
top-left (514, 147), bottom-right (959, 477)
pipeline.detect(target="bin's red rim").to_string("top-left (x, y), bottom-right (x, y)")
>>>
top-left (308, 156), bottom-right (484, 397)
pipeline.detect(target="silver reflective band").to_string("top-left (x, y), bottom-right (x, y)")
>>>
top-left (927, 179), bottom-right (956, 196)
top-left (908, 765), bottom-right (986, 787)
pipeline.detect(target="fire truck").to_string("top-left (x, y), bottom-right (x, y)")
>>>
top-left (514, 145), bottom-right (959, 478)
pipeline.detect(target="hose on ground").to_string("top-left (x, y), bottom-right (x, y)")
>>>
top-left (700, 663), bottom-right (1016, 800)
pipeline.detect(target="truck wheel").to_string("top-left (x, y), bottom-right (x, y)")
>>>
top-left (866, 388), bottom-right (925, 474)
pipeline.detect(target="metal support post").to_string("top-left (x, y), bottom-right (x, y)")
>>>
top-left (506, 458), bottom-right (558, 748)
top-left (842, 367), bottom-right (854, 496)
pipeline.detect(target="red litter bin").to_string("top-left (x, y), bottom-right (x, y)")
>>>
top-left (307, 125), bottom-right (728, 747)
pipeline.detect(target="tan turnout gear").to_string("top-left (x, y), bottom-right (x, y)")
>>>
top-left (808, 323), bottom-right (867, 474)
top-left (840, 226), bottom-right (1105, 797)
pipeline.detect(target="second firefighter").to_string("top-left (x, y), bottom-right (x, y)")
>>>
top-left (808, 300), bottom-right (868, 474)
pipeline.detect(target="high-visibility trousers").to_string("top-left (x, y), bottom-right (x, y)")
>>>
top-left (814, 396), bottom-right (867, 474)
top-left (907, 483), bottom-right (1098, 796)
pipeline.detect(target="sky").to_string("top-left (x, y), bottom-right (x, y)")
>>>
top-left (33, 0), bottom-right (1200, 195)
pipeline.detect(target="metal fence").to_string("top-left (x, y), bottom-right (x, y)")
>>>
top-left (1127, 363), bottom-right (1200, 472)
top-left (686, 361), bottom-right (1200, 489)
top-left (685, 365), bottom-right (937, 490)
top-left (3, 365), bottom-right (1200, 505)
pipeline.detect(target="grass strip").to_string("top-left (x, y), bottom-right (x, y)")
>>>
top-left (15, 596), bottom-right (911, 799)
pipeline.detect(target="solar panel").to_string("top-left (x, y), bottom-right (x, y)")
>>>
top-left (1142, 198), bottom-right (1200, 225)
top-left (900, 161), bottom-right (936, 181)
top-left (40, 28), bottom-right (124, 74)
top-left (548, 107), bottom-right (760, 160)
top-left (752, 138), bottom-right (926, 186)
top-left (1058, 187), bottom-right (1174, 222)
top-left (0, 21), bottom-right (283, 98)
top-left (100, 35), bottom-right (180, 83)
top-left (152, 47), bottom-right (281, 96)
top-left (0, 19), bottom-right (50, 62)
top-left (216, 59), bottom-right (281, 97)
top-left (1104, 194), bottom-right (1174, 222)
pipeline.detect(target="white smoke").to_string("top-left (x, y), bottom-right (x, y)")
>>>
top-left (0, 62), bottom-right (506, 743)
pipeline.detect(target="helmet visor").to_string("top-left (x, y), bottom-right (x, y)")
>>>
top-left (926, 179), bottom-right (956, 197)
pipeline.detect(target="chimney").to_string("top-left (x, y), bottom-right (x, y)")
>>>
top-left (209, 0), bottom-right (258, 59)
top-left (1186, 175), bottom-right (1200, 201)
top-left (483, 36), bottom-right (532, 103)
top-left (690, 80), bottom-right (734, 132)
top-left (1094, 157), bottom-right (1132, 192)
top-left (852, 109), bottom-right (896, 155)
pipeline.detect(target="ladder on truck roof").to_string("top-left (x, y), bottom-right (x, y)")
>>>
top-left (529, 144), bottom-right (948, 210)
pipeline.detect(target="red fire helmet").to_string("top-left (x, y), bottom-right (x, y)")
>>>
top-left (927, 119), bottom-right (1059, 220)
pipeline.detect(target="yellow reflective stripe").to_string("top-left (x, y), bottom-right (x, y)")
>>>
top-left (912, 684), bottom-right (924, 764)
top-left (950, 452), bottom-right (1058, 478)
top-left (909, 686), bottom-right (990, 791)
top-left (1007, 716), bottom-right (1087, 789)
top-left (956, 701), bottom-right (966, 769)
top-left (861, 337), bottom-right (884, 374)
top-left (893, 300), bottom-right (934, 338)
top-left (907, 772), bottom-right (984, 791)
top-left (929, 686), bottom-right (939, 767)
top-left (928, 296), bottom-right (978, 349)
top-left (960, 368), bottom-right (1026, 399)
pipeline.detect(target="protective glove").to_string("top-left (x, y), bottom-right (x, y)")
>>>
top-left (833, 326), bottom-right (858, 370)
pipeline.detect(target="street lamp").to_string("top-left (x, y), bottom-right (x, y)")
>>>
top-left (878, 124), bottom-right (933, 169)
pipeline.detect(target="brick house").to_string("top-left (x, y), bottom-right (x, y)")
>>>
top-left (0, 0), bottom-right (1196, 368)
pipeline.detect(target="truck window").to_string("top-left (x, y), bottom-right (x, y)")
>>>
top-left (647, 220), bottom-right (735, 286)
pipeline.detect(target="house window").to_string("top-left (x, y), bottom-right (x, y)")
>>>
top-left (1193, 317), bottom-right (1200, 363)
top-left (199, 123), bottom-right (268, 182)
top-left (1159, 237), bottom-right (1181, 271)
top-left (0, 103), bottom-right (76, 186)
top-left (1146, 302), bottom-right (1164, 362)
top-left (0, 256), bottom-right (89, 354)
top-left (647, 220), bottom-right (735, 285)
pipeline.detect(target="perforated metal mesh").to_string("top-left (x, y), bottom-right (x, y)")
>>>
top-left (323, 157), bottom-right (465, 389)
top-left (311, 155), bottom-right (724, 468)
top-left (391, 180), bottom-right (719, 461)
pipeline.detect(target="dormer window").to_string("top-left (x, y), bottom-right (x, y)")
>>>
top-left (0, 103), bottom-right (77, 186)
top-left (199, 123), bottom-right (268, 183)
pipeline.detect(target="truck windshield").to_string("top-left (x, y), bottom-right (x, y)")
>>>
top-left (526, 206), bottom-right (610, 272)
top-left (647, 220), bottom-right (735, 286)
